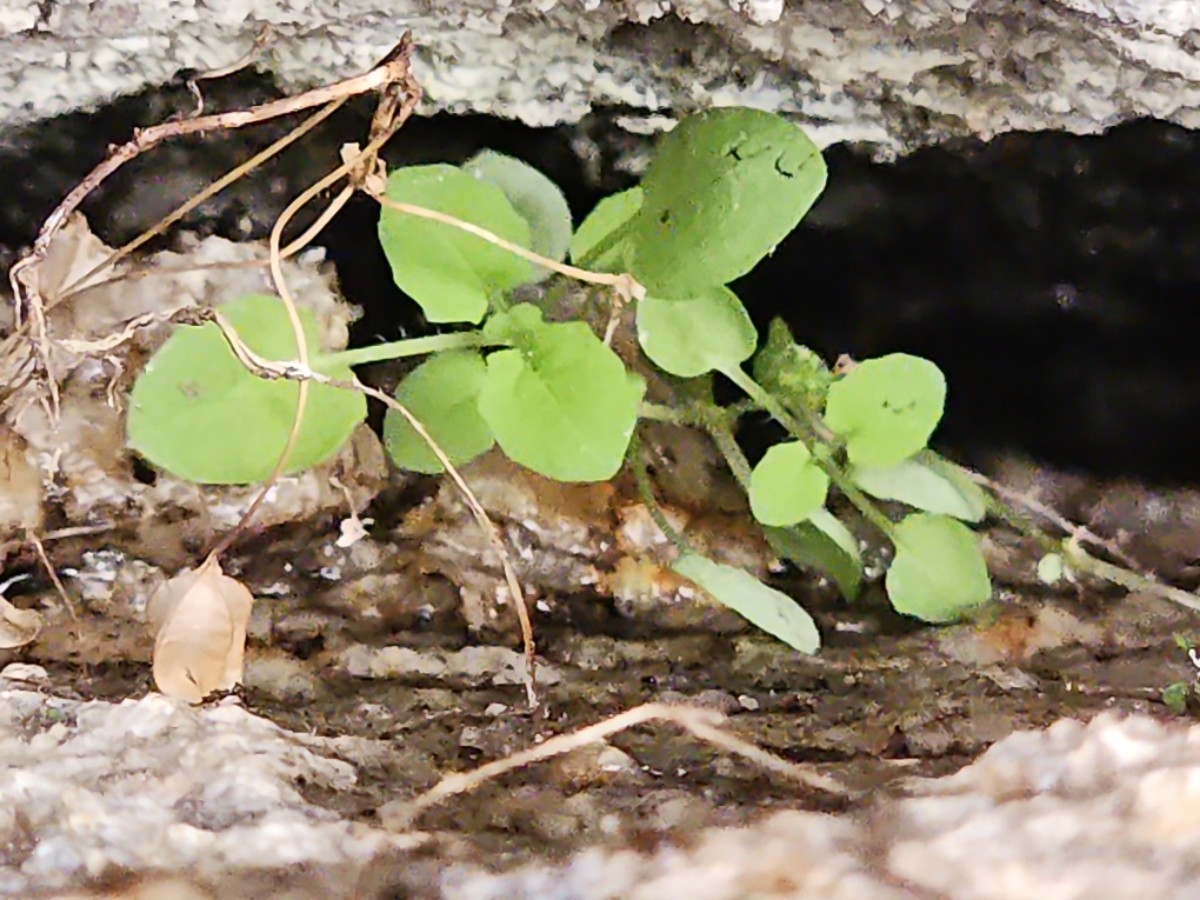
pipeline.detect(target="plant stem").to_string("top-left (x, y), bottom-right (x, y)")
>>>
top-left (706, 422), bottom-right (753, 492)
top-left (322, 330), bottom-right (491, 368)
top-left (1063, 541), bottom-right (1200, 613)
top-left (629, 432), bottom-right (691, 556)
top-left (721, 365), bottom-right (897, 542)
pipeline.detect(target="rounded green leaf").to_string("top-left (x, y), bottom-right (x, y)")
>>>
top-left (477, 304), bottom-right (645, 482)
top-left (824, 354), bottom-right (946, 468)
top-left (463, 150), bottom-right (572, 284)
top-left (1036, 553), bottom-right (1066, 585)
top-left (378, 164), bottom-right (533, 324)
top-left (383, 351), bottom-right (494, 474)
top-left (570, 187), bottom-right (643, 272)
top-left (127, 294), bottom-right (366, 484)
top-left (885, 513), bottom-right (992, 623)
top-left (672, 552), bottom-right (820, 653)
top-left (636, 286), bottom-right (756, 377)
top-left (749, 441), bottom-right (830, 527)
top-left (850, 451), bottom-right (986, 523)
top-left (631, 107), bottom-right (826, 296)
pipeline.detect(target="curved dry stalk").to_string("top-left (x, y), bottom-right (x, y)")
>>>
top-left (8, 33), bottom-right (417, 421)
top-left (58, 99), bottom-right (347, 302)
top-left (371, 194), bottom-right (647, 302)
top-left (379, 702), bottom-right (850, 831)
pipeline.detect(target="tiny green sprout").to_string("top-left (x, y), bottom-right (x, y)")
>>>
top-left (1162, 681), bottom-right (1192, 716)
top-left (1037, 553), bottom-right (1066, 585)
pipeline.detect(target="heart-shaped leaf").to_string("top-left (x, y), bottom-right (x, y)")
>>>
top-left (637, 286), bottom-right (757, 378)
top-left (631, 108), bottom-right (826, 296)
top-left (378, 164), bottom-right (533, 324)
top-left (127, 294), bottom-right (366, 484)
top-left (478, 304), bottom-right (644, 482)
top-left (384, 350), bottom-right (494, 474)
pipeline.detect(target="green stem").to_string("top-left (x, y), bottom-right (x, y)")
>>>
top-left (721, 365), bottom-right (897, 542)
top-left (629, 432), bottom-right (691, 555)
top-left (575, 216), bottom-right (637, 272)
top-left (706, 422), bottom-right (753, 492)
top-left (1063, 542), bottom-right (1200, 613)
top-left (321, 331), bottom-right (491, 368)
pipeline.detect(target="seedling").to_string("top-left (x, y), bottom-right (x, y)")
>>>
top-left (124, 106), bottom-right (1003, 653)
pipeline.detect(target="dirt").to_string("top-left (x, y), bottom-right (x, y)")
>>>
top-left (12, 481), bottom-right (1197, 871)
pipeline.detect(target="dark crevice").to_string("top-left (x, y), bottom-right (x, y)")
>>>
top-left (2, 71), bottom-right (1198, 484)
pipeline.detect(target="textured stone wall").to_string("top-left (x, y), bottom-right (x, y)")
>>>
top-left (5, 1), bottom-right (1200, 154)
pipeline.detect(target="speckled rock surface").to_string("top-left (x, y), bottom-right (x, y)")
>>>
top-left (7, 659), bottom-right (1200, 899)
top-left (6, 1), bottom-right (1200, 154)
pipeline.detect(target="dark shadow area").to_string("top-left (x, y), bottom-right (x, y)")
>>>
top-left (736, 121), bottom-right (1200, 484)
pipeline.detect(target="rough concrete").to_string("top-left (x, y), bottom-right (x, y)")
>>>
top-left (5, 1), bottom-right (1200, 154)
top-left (5, 658), bottom-right (1200, 899)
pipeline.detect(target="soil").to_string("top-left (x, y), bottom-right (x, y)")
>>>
top-left (12, 485), bottom-right (1196, 870)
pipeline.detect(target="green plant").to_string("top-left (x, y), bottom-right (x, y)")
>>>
top-left (123, 107), bottom-right (1033, 651)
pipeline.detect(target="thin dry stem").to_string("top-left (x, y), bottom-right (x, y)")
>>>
top-left (59, 99), bottom-right (347, 302)
top-left (202, 312), bottom-right (539, 708)
top-left (371, 195), bottom-right (647, 302)
top-left (205, 38), bottom-right (421, 563)
top-left (8, 34), bottom-right (416, 423)
top-left (379, 702), bottom-right (849, 831)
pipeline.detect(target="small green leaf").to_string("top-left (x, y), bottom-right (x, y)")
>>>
top-left (885, 513), bottom-right (991, 623)
top-left (378, 164), bottom-right (533, 324)
top-left (477, 304), bottom-right (645, 482)
top-left (824, 354), bottom-right (947, 468)
top-left (765, 508), bottom-right (863, 599)
top-left (570, 187), bottom-right (643, 272)
top-left (1036, 553), bottom-right (1065, 585)
top-left (636, 286), bottom-right (756, 377)
top-left (1162, 682), bottom-right (1192, 716)
top-left (672, 552), bottom-right (820, 653)
top-left (748, 441), bottom-right (830, 527)
top-left (632, 107), bottom-right (826, 296)
top-left (127, 294), bottom-right (366, 484)
top-left (1174, 632), bottom-right (1194, 652)
top-left (753, 318), bottom-right (832, 414)
top-left (851, 451), bottom-right (986, 522)
top-left (383, 351), bottom-right (494, 474)
top-left (463, 150), bottom-right (572, 284)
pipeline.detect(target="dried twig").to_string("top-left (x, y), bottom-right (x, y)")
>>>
top-left (7, 34), bottom-right (419, 418)
top-left (379, 702), bottom-right (850, 831)
top-left (201, 308), bottom-right (541, 708)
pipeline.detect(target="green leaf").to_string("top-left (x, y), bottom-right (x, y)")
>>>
top-left (748, 441), bottom-right (830, 527)
top-left (672, 552), bottom-right (820, 653)
top-left (636, 286), bottom-right (756, 377)
top-left (851, 450), bottom-right (986, 522)
top-left (753, 318), bottom-right (832, 414)
top-left (765, 508), bottom-right (863, 600)
top-left (383, 351), bottom-right (494, 474)
top-left (824, 354), bottom-right (946, 468)
top-left (463, 150), bottom-right (572, 285)
top-left (570, 187), bottom-right (643, 272)
top-left (477, 304), bottom-right (645, 482)
top-left (377, 164), bottom-right (533, 324)
top-left (1036, 552), bottom-right (1066, 585)
top-left (885, 513), bottom-right (991, 623)
top-left (1162, 682), bottom-right (1192, 716)
top-left (631, 107), bottom-right (826, 296)
top-left (127, 294), bottom-right (366, 484)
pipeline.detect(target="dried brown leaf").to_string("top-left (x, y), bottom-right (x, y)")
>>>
top-left (147, 557), bottom-right (254, 702)
top-left (0, 593), bottom-right (41, 648)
